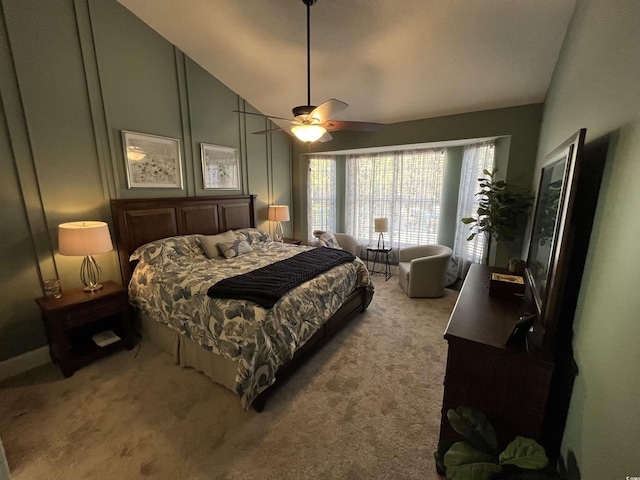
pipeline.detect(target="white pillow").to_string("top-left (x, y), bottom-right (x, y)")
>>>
top-left (199, 230), bottom-right (237, 258)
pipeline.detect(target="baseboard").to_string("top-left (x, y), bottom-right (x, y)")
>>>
top-left (0, 346), bottom-right (51, 381)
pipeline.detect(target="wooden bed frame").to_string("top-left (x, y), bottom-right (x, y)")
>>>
top-left (110, 195), bottom-right (374, 411)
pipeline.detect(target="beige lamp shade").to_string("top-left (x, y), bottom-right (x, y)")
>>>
top-left (58, 221), bottom-right (113, 256)
top-left (268, 205), bottom-right (290, 222)
top-left (374, 218), bottom-right (389, 233)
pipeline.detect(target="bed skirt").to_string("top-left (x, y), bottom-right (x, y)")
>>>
top-left (138, 311), bottom-right (239, 394)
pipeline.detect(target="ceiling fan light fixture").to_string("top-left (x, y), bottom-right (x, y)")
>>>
top-left (292, 124), bottom-right (326, 143)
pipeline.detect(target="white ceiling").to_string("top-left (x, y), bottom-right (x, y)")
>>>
top-left (117, 0), bottom-right (576, 127)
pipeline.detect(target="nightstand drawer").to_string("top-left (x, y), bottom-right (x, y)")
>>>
top-left (63, 295), bottom-right (128, 329)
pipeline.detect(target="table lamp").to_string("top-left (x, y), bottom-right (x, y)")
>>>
top-left (58, 221), bottom-right (113, 292)
top-left (268, 205), bottom-right (290, 242)
top-left (374, 217), bottom-right (389, 249)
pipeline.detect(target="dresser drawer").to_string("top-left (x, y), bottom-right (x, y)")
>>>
top-left (63, 295), bottom-right (128, 329)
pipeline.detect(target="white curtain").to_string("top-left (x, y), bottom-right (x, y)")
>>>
top-left (307, 156), bottom-right (336, 242)
top-left (345, 148), bottom-right (445, 248)
top-left (451, 141), bottom-right (495, 279)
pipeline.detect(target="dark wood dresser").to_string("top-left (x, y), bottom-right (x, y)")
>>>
top-left (439, 264), bottom-right (554, 448)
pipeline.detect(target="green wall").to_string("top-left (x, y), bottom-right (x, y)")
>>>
top-left (0, 0), bottom-right (292, 361)
top-left (292, 104), bottom-right (543, 265)
top-left (535, 0), bottom-right (640, 476)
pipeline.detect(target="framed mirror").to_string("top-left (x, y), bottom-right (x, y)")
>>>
top-left (525, 129), bottom-right (586, 347)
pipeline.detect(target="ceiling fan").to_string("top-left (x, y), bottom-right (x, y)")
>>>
top-left (235, 0), bottom-right (384, 143)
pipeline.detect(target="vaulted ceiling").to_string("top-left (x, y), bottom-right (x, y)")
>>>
top-left (117, 0), bottom-right (576, 127)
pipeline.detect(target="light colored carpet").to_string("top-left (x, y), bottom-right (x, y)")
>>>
top-left (0, 275), bottom-right (457, 480)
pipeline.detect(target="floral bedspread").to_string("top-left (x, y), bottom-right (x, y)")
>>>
top-left (128, 231), bottom-right (371, 408)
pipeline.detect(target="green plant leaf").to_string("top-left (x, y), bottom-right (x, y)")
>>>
top-left (498, 436), bottom-right (549, 470)
top-left (444, 442), bottom-right (501, 480)
top-left (467, 233), bottom-right (477, 241)
top-left (461, 217), bottom-right (476, 224)
top-left (435, 439), bottom-right (456, 476)
top-left (447, 407), bottom-right (500, 455)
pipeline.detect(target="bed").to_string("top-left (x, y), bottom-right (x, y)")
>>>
top-left (110, 195), bottom-right (374, 411)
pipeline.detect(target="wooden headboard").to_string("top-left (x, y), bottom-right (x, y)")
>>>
top-left (110, 195), bottom-right (257, 282)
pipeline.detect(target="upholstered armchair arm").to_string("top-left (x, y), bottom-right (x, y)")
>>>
top-left (334, 233), bottom-right (362, 257)
top-left (399, 245), bottom-right (430, 262)
top-left (409, 254), bottom-right (450, 279)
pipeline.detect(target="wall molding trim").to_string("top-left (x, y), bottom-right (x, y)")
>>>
top-left (0, 346), bottom-right (50, 382)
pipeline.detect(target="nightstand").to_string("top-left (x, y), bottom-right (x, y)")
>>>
top-left (282, 238), bottom-right (302, 245)
top-left (35, 280), bottom-right (135, 377)
top-left (366, 247), bottom-right (392, 281)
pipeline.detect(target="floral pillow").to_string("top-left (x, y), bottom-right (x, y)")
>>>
top-left (313, 230), bottom-right (340, 249)
top-left (217, 239), bottom-right (253, 259)
top-left (234, 228), bottom-right (271, 245)
top-left (130, 235), bottom-right (204, 264)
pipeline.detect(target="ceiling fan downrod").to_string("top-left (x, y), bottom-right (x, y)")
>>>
top-left (297, 0), bottom-right (318, 117)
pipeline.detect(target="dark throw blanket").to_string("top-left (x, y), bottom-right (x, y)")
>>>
top-left (207, 248), bottom-right (356, 308)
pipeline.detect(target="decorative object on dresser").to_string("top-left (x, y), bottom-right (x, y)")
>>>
top-left (58, 221), bottom-right (113, 292)
top-left (488, 272), bottom-right (525, 298)
top-left (268, 204), bottom-right (290, 242)
top-left (200, 143), bottom-right (240, 190)
top-left (35, 281), bottom-right (135, 377)
top-left (374, 217), bottom-right (389, 249)
top-left (110, 195), bottom-right (374, 412)
top-left (121, 130), bottom-right (182, 188)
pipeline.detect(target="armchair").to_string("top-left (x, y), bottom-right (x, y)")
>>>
top-left (398, 245), bottom-right (453, 298)
top-left (313, 231), bottom-right (363, 257)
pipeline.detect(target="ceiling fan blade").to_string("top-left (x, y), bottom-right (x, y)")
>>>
top-left (318, 131), bottom-right (333, 143)
top-left (233, 110), bottom-right (291, 121)
top-left (308, 99), bottom-right (348, 122)
top-left (252, 126), bottom-right (294, 135)
top-left (324, 120), bottom-right (385, 132)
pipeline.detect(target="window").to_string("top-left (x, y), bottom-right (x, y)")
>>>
top-left (452, 141), bottom-right (495, 278)
top-left (307, 157), bottom-right (336, 238)
top-left (345, 148), bottom-right (445, 248)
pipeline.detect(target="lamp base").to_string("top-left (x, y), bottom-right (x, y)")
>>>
top-left (80, 255), bottom-right (104, 293)
top-left (377, 232), bottom-right (386, 250)
top-left (275, 221), bottom-right (284, 242)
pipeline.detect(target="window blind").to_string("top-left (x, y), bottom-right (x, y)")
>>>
top-left (345, 148), bottom-right (446, 248)
top-left (307, 157), bottom-right (337, 240)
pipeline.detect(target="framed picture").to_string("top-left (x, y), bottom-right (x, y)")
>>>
top-left (201, 143), bottom-right (240, 190)
top-left (122, 130), bottom-right (183, 188)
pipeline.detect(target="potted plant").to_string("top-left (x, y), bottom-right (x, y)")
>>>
top-left (435, 406), bottom-right (561, 480)
top-left (461, 168), bottom-right (532, 265)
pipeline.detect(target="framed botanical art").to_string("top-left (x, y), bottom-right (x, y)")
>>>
top-left (122, 130), bottom-right (183, 188)
top-left (201, 143), bottom-right (240, 190)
